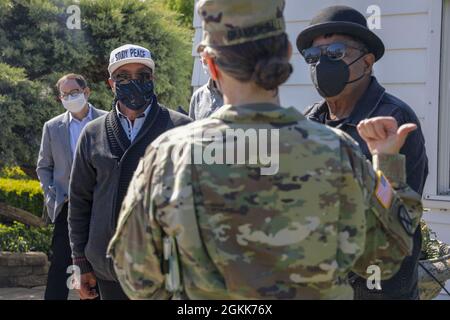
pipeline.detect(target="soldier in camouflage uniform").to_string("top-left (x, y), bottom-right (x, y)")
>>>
top-left (108, 0), bottom-right (423, 300)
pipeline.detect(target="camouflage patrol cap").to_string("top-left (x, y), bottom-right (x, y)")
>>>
top-left (196, 0), bottom-right (286, 52)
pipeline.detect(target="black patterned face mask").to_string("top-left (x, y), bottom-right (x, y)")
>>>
top-left (115, 80), bottom-right (154, 111)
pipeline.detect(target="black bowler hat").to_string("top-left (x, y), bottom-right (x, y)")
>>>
top-left (296, 5), bottom-right (385, 61)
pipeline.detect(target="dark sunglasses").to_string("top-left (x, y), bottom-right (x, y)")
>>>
top-left (113, 71), bottom-right (153, 84)
top-left (301, 42), bottom-right (367, 65)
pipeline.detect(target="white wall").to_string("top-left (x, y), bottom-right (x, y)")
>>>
top-left (193, 0), bottom-right (433, 117)
top-left (192, 0), bottom-right (450, 299)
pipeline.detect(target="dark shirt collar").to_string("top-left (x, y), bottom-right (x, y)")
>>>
top-left (308, 77), bottom-right (386, 128)
top-left (116, 101), bottom-right (151, 120)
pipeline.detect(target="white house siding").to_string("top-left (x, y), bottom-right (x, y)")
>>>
top-left (191, 0), bottom-right (450, 299)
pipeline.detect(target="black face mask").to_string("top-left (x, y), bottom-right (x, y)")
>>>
top-left (310, 54), bottom-right (366, 98)
top-left (115, 79), bottom-right (154, 111)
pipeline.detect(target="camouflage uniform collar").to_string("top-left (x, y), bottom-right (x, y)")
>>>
top-left (210, 103), bottom-right (304, 123)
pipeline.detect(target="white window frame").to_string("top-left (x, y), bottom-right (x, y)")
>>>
top-left (423, 0), bottom-right (448, 209)
top-left (438, 0), bottom-right (450, 194)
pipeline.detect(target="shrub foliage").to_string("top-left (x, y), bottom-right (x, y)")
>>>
top-left (0, 0), bottom-right (193, 168)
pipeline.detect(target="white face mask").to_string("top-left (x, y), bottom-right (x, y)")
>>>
top-left (61, 93), bottom-right (87, 113)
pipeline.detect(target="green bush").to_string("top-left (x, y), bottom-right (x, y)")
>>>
top-left (421, 221), bottom-right (442, 260)
top-left (0, 63), bottom-right (61, 168)
top-left (0, 222), bottom-right (53, 254)
top-left (0, 0), bottom-right (194, 168)
top-left (0, 178), bottom-right (44, 217)
top-left (0, 166), bottom-right (30, 180)
top-left (164, 0), bottom-right (195, 27)
top-left (78, 0), bottom-right (193, 107)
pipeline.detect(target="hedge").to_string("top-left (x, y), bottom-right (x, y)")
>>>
top-left (0, 0), bottom-right (194, 168)
top-left (0, 178), bottom-right (44, 217)
top-left (421, 221), bottom-right (443, 260)
top-left (0, 221), bottom-right (53, 254)
top-left (0, 63), bottom-right (60, 168)
top-left (0, 166), bottom-right (29, 180)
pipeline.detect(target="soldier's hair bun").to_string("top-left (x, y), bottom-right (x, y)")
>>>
top-left (212, 33), bottom-right (292, 91)
top-left (252, 57), bottom-right (293, 91)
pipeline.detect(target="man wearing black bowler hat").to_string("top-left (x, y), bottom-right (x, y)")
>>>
top-left (297, 6), bottom-right (428, 300)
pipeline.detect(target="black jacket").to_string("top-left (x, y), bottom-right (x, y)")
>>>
top-left (68, 98), bottom-right (192, 281)
top-left (305, 77), bottom-right (428, 300)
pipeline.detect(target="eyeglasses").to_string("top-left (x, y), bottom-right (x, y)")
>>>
top-left (113, 72), bottom-right (153, 84)
top-left (301, 42), bottom-right (367, 65)
top-left (60, 89), bottom-right (84, 99)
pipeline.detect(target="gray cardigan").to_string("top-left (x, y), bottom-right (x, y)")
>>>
top-left (68, 101), bottom-right (191, 281)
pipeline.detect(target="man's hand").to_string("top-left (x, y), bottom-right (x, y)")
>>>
top-left (77, 272), bottom-right (99, 300)
top-left (357, 117), bottom-right (417, 155)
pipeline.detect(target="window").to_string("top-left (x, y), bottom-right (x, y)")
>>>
top-left (438, 0), bottom-right (450, 195)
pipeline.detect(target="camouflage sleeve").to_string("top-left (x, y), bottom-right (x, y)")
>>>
top-left (339, 135), bottom-right (423, 280)
top-left (107, 146), bottom-right (170, 300)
